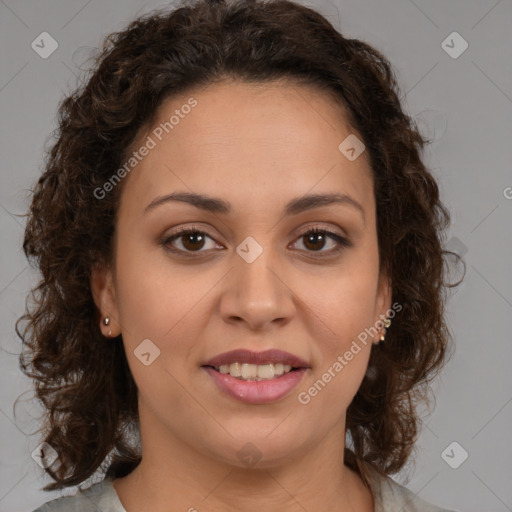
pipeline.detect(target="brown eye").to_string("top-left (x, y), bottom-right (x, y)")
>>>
top-left (178, 230), bottom-right (207, 251)
top-left (160, 226), bottom-right (351, 257)
top-left (302, 231), bottom-right (330, 251)
top-left (161, 227), bottom-right (220, 254)
top-left (292, 228), bottom-right (351, 256)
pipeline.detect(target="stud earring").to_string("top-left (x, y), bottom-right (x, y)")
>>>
top-left (379, 318), bottom-right (392, 342)
top-left (103, 317), bottom-right (112, 336)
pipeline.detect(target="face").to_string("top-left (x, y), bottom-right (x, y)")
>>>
top-left (91, 79), bottom-right (391, 469)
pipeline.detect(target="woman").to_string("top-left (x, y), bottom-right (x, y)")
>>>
top-left (18, 0), bottom-right (461, 510)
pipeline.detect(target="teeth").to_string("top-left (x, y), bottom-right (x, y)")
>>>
top-left (217, 363), bottom-right (293, 380)
top-left (241, 363), bottom-right (258, 379)
top-left (256, 364), bottom-right (274, 379)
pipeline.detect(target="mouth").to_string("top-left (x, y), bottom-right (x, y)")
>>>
top-left (201, 364), bottom-right (308, 404)
top-left (201, 348), bottom-right (310, 382)
top-left (202, 362), bottom-right (302, 382)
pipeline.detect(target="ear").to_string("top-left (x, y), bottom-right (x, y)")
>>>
top-left (372, 270), bottom-right (393, 344)
top-left (90, 262), bottom-right (121, 338)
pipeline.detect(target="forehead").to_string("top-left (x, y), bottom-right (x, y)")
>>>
top-left (118, 79), bottom-right (374, 218)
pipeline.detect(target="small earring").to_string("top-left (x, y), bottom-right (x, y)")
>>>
top-left (103, 317), bottom-right (112, 337)
top-left (379, 318), bottom-right (392, 342)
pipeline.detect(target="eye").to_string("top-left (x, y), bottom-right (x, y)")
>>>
top-left (160, 226), bottom-right (351, 257)
top-left (291, 227), bottom-right (352, 256)
top-left (161, 226), bottom-right (221, 254)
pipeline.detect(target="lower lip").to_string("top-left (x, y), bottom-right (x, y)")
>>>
top-left (202, 367), bottom-right (307, 404)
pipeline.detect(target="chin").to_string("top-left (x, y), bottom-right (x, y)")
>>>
top-left (203, 424), bottom-right (312, 469)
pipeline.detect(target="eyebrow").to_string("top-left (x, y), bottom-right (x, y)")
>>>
top-left (144, 191), bottom-right (365, 222)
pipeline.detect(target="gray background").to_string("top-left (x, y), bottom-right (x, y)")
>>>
top-left (1, 0), bottom-right (511, 511)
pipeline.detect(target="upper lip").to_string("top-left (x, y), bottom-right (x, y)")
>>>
top-left (202, 349), bottom-right (310, 369)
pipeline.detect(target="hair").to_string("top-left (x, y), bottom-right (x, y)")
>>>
top-left (16, 0), bottom-right (461, 493)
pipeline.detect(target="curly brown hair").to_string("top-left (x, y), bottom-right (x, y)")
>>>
top-left (16, 0), bottom-right (460, 493)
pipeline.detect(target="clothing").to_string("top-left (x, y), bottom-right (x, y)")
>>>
top-left (32, 467), bottom-right (458, 512)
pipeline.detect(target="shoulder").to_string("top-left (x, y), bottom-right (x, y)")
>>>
top-left (366, 467), bottom-right (460, 512)
top-left (31, 477), bottom-right (125, 512)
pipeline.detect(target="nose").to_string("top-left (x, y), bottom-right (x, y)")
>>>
top-left (219, 247), bottom-right (295, 332)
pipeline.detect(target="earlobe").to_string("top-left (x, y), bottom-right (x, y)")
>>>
top-left (373, 273), bottom-right (393, 345)
top-left (90, 263), bottom-right (120, 338)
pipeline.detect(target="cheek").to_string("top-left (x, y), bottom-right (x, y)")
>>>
top-left (304, 254), bottom-right (380, 348)
top-left (293, 253), bottom-right (378, 407)
top-left (113, 243), bottom-right (215, 389)
top-left (114, 259), bottom-right (204, 413)
top-left (113, 235), bottom-right (194, 338)
top-left (296, 278), bottom-right (376, 417)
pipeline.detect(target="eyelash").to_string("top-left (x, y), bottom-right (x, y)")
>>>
top-left (160, 225), bottom-right (352, 258)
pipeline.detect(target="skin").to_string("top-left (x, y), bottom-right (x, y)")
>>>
top-left (91, 78), bottom-right (392, 512)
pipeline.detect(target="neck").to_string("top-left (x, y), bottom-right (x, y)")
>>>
top-left (112, 413), bottom-right (374, 512)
